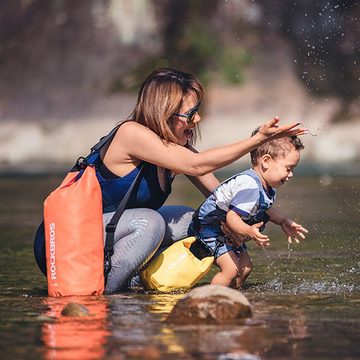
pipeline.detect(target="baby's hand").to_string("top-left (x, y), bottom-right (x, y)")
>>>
top-left (280, 218), bottom-right (308, 244)
top-left (220, 221), bottom-right (247, 247)
top-left (248, 222), bottom-right (270, 248)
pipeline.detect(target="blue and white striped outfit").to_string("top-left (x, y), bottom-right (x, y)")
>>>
top-left (191, 168), bottom-right (276, 258)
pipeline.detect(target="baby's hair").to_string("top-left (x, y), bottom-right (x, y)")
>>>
top-left (250, 127), bottom-right (304, 166)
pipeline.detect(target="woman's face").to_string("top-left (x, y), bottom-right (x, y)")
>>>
top-left (172, 94), bottom-right (201, 146)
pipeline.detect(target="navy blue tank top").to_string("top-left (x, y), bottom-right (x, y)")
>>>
top-left (86, 143), bottom-right (173, 214)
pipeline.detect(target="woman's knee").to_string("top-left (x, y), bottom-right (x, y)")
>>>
top-left (158, 205), bottom-right (194, 242)
top-left (146, 209), bottom-right (166, 239)
top-left (158, 205), bottom-right (194, 226)
top-left (131, 208), bottom-right (166, 243)
top-left (105, 208), bottom-right (166, 248)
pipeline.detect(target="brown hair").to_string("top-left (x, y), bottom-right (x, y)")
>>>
top-left (129, 68), bottom-right (204, 145)
top-left (250, 127), bottom-right (304, 166)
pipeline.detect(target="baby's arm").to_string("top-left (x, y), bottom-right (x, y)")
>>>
top-left (226, 210), bottom-right (270, 248)
top-left (266, 207), bottom-right (308, 244)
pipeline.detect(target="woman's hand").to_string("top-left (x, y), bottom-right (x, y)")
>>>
top-left (257, 117), bottom-right (308, 142)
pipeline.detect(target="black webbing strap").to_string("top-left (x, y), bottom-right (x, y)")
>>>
top-left (73, 123), bottom-right (144, 286)
top-left (103, 164), bottom-right (145, 284)
top-left (71, 125), bottom-right (121, 172)
top-left (69, 123), bottom-right (144, 285)
top-left (91, 124), bottom-right (121, 153)
top-left (88, 124), bottom-right (145, 285)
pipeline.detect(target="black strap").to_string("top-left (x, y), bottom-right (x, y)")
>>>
top-left (91, 125), bottom-right (121, 153)
top-left (103, 164), bottom-right (145, 284)
top-left (70, 123), bottom-right (143, 285)
top-left (89, 124), bottom-right (145, 284)
top-left (71, 125), bottom-right (121, 172)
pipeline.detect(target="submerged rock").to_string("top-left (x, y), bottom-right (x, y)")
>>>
top-left (125, 345), bottom-right (161, 359)
top-left (167, 285), bottom-right (251, 324)
top-left (61, 302), bottom-right (89, 317)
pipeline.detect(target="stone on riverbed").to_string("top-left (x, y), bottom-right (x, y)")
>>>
top-left (167, 285), bottom-right (251, 324)
top-left (61, 302), bottom-right (89, 317)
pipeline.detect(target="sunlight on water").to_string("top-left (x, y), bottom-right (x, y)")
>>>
top-left (0, 175), bottom-right (359, 359)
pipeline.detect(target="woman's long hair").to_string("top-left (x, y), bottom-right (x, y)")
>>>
top-left (130, 68), bottom-right (204, 146)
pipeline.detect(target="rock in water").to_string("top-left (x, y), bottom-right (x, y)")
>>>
top-left (167, 285), bottom-right (251, 324)
top-left (61, 302), bottom-right (89, 317)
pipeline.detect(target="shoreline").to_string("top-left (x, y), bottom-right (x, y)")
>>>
top-left (1, 161), bottom-right (359, 177)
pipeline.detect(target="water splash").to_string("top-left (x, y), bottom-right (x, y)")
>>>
top-left (254, 278), bottom-right (357, 295)
top-left (300, 121), bottom-right (327, 137)
top-left (287, 243), bottom-right (293, 259)
top-left (261, 247), bottom-right (271, 261)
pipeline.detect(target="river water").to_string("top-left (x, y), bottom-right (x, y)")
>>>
top-left (0, 172), bottom-right (359, 359)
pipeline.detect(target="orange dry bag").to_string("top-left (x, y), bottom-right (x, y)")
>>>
top-left (44, 165), bottom-right (104, 296)
top-left (37, 125), bottom-right (145, 297)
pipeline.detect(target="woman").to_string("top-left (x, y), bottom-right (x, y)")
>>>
top-left (34, 68), bottom-right (305, 293)
top-left (95, 68), bottom-right (306, 293)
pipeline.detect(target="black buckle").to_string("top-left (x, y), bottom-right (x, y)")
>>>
top-left (75, 157), bottom-right (88, 170)
top-left (189, 239), bottom-right (214, 259)
top-left (106, 223), bottom-right (117, 233)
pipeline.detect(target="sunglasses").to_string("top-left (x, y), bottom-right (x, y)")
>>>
top-left (174, 104), bottom-right (200, 125)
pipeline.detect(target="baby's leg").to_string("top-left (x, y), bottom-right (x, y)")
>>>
top-left (211, 251), bottom-right (244, 287)
top-left (232, 251), bottom-right (253, 289)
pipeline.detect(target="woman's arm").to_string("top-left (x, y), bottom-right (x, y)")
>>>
top-left (185, 145), bottom-right (220, 197)
top-left (106, 117), bottom-right (306, 177)
top-left (186, 173), bottom-right (220, 197)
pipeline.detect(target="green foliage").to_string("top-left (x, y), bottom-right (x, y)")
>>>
top-left (218, 48), bottom-right (252, 84)
top-left (109, 23), bottom-right (253, 92)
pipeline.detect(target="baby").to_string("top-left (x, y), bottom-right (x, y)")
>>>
top-left (190, 129), bottom-right (308, 288)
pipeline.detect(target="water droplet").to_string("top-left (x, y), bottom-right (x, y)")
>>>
top-left (287, 243), bottom-right (293, 259)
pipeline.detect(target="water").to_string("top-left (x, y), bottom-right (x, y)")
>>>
top-left (0, 173), bottom-right (359, 359)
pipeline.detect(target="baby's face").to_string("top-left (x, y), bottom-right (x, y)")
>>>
top-left (264, 149), bottom-right (300, 188)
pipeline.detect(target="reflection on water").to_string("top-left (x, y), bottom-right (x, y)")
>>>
top-left (0, 175), bottom-right (359, 359)
top-left (41, 297), bottom-right (110, 360)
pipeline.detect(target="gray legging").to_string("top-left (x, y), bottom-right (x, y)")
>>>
top-left (103, 205), bottom-right (194, 294)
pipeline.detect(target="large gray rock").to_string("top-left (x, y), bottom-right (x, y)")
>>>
top-left (167, 285), bottom-right (252, 324)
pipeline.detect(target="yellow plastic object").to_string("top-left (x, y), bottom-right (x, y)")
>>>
top-left (140, 237), bottom-right (214, 292)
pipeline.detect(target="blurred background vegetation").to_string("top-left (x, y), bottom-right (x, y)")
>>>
top-left (0, 0), bottom-right (358, 168)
